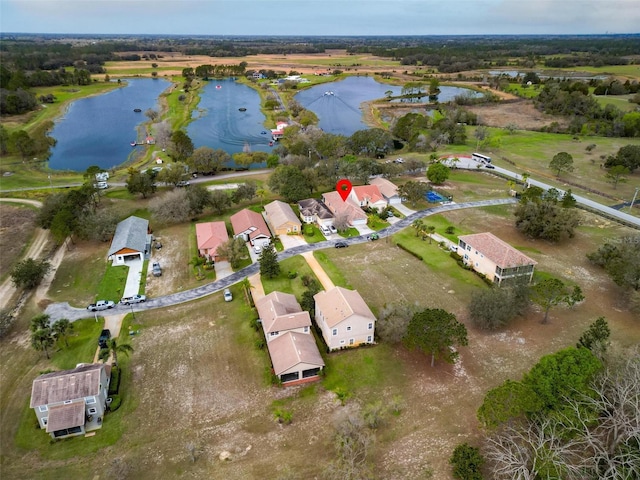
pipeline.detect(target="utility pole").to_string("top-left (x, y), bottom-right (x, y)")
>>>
top-left (630, 186), bottom-right (640, 212)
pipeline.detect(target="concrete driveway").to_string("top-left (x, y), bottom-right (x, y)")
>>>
top-left (122, 259), bottom-right (143, 298)
top-left (394, 203), bottom-right (416, 216)
top-left (214, 260), bottom-right (233, 279)
top-left (279, 234), bottom-right (307, 250)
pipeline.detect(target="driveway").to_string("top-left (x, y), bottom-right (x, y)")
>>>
top-left (354, 224), bottom-right (374, 235)
top-left (214, 260), bottom-right (233, 279)
top-left (394, 203), bottom-right (416, 216)
top-left (122, 258), bottom-right (143, 298)
top-left (301, 252), bottom-right (335, 291)
top-left (279, 234), bottom-right (307, 250)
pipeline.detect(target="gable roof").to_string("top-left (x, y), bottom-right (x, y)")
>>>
top-left (195, 221), bottom-right (229, 254)
top-left (370, 177), bottom-right (399, 199)
top-left (255, 291), bottom-right (311, 335)
top-left (267, 331), bottom-right (324, 376)
top-left (458, 232), bottom-right (538, 269)
top-left (352, 185), bottom-right (385, 204)
top-left (298, 198), bottom-right (334, 220)
top-left (46, 401), bottom-right (85, 433)
top-left (108, 216), bottom-right (149, 256)
top-left (321, 192), bottom-right (367, 223)
top-left (314, 287), bottom-right (376, 328)
top-left (230, 209), bottom-right (271, 240)
top-left (30, 364), bottom-right (104, 408)
top-left (264, 200), bottom-right (301, 229)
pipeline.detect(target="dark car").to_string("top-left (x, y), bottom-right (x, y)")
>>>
top-left (335, 241), bottom-right (349, 248)
top-left (99, 329), bottom-right (111, 348)
top-left (484, 164), bottom-right (495, 169)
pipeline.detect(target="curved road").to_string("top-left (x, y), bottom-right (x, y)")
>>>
top-left (44, 198), bottom-right (516, 322)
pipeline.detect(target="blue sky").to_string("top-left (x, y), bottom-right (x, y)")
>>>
top-left (1, 0), bottom-right (638, 36)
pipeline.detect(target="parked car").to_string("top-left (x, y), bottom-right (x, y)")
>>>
top-left (93, 181), bottom-right (108, 189)
top-left (321, 225), bottom-right (331, 235)
top-left (120, 294), bottom-right (146, 305)
top-left (335, 241), bottom-right (348, 248)
top-left (152, 262), bottom-right (162, 277)
top-left (329, 225), bottom-right (337, 233)
top-left (98, 329), bottom-right (111, 348)
top-left (223, 288), bottom-right (233, 302)
top-left (253, 245), bottom-right (262, 254)
top-left (176, 180), bottom-right (190, 187)
top-left (87, 300), bottom-right (115, 311)
top-left (386, 211), bottom-right (395, 218)
top-left (484, 164), bottom-right (495, 169)
top-left (394, 157), bottom-right (404, 164)
top-left (368, 233), bottom-right (380, 241)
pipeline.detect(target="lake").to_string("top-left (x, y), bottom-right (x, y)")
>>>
top-left (47, 78), bottom-right (170, 171)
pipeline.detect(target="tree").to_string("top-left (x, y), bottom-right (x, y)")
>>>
top-left (376, 302), bottom-right (418, 344)
top-left (259, 244), bottom-right (280, 279)
top-left (549, 151), bottom-right (574, 176)
top-left (10, 258), bottom-right (50, 289)
top-left (587, 236), bottom-right (640, 292)
top-left (530, 277), bottom-right (574, 324)
top-left (9, 130), bottom-right (36, 160)
top-left (149, 189), bottom-right (191, 224)
top-left (604, 144), bottom-right (640, 173)
top-left (346, 128), bottom-right (394, 158)
top-left (477, 379), bottom-right (543, 428)
top-left (216, 237), bottom-right (246, 269)
top-left (425, 225), bottom-right (435, 243)
top-left (468, 282), bottom-right (530, 331)
top-left (605, 165), bottom-right (630, 189)
top-left (398, 181), bottom-right (429, 207)
top-left (577, 316), bottom-right (610, 355)
top-left (231, 182), bottom-right (257, 204)
top-left (268, 165), bottom-right (312, 203)
top-left (185, 184), bottom-right (212, 216)
top-left (189, 146), bottom-right (227, 174)
top-left (170, 130), bottom-right (194, 162)
top-left (157, 162), bottom-right (188, 186)
top-left (99, 338), bottom-right (133, 366)
top-left (126, 168), bottom-right (156, 198)
top-left (208, 190), bottom-right (232, 215)
top-left (324, 411), bottom-right (374, 480)
top-left (450, 443), bottom-right (484, 480)
top-left (411, 219), bottom-right (424, 237)
top-left (474, 126), bottom-right (488, 150)
top-left (52, 318), bottom-right (73, 348)
top-left (30, 314), bottom-right (54, 359)
top-left (144, 108), bottom-right (159, 122)
top-left (426, 162), bottom-right (450, 184)
top-left (514, 195), bottom-right (580, 242)
top-left (404, 308), bottom-right (468, 367)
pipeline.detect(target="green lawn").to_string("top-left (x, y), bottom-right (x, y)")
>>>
top-left (313, 251), bottom-right (352, 288)
top-left (261, 256), bottom-right (320, 299)
top-left (96, 264), bottom-right (129, 302)
top-left (302, 224), bottom-right (325, 243)
top-left (50, 318), bottom-right (104, 370)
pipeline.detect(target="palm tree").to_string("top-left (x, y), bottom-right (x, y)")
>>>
top-left (31, 328), bottom-right (55, 359)
top-left (52, 318), bottom-right (73, 348)
top-left (426, 225), bottom-right (436, 244)
top-left (411, 219), bottom-right (424, 237)
top-left (99, 338), bottom-right (134, 366)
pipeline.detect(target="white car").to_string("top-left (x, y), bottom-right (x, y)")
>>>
top-left (253, 245), bottom-right (262, 254)
top-left (223, 288), bottom-right (232, 302)
top-left (321, 226), bottom-right (331, 235)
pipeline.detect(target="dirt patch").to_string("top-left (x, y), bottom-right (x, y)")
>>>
top-left (144, 224), bottom-right (194, 297)
top-left (0, 204), bottom-right (38, 279)
top-left (466, 99), bottom-right (569, 130)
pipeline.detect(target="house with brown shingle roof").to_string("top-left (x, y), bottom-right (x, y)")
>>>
top-left (369, 177), bottom-right (401, 205)
top-left (256, 291), bottom-right (324, 385)
top-left (321, 191), bottom-right (367, 227)
top-left (195, 221), bottom-right (229, 261)
top-left (263, 200), bottom-right (301, 236)
top-left (457, 232), bottom-right (537, 285)
top-left (230, 208), bottom-right (272, 249)
top-left (349, 184), bottom-right (387, 212)
top-left (30, 363), bottom-right (110, 438)
top-left (314, 287), bottom-right (376, 351)
top-left (298, 198), bottom-right (334, 228)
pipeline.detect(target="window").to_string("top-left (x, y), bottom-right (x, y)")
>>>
top-left (85, 397), bottom-right (96, 405)
top-left (466, 246), bottom-right (471, 251)
top-left (475, 262), bottom-right (479, 267)
top-left (367, 336), bottom-right (372, 342)
top-left (270, 331), bottom-right (279, 336)
top-left (41, 417), bottom-right (48, 427)
top-left (332, 328), bottom-right (337, 336)
top-left (346, 326), bottom-right (351, 331)
top-left (340, 339), bottom-right (345, 345)
top-left (368, 322), bottom-right (373, 330)
top-left (304, 326), bottom-right (309, 333)
top-left (349, 338), bottom-right (354, 345)
top-left (63, 400), bottom-right (72, 405)
top-left (464, 254), bottom-right (469, 260)
top-left (38, 405), bottom-right (48, 413)
top-left (88, 407), bottom-right (97, 415)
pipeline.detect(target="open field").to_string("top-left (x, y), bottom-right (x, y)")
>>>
top-left (0, 203), bottom-right (39, 282)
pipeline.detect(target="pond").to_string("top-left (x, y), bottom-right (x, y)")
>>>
top-left (47, 78), bottom-right (170, 171)
top-left (187, 78), bottom-right (273, 157)
top-left (388, 86), bottom-right (482, 104)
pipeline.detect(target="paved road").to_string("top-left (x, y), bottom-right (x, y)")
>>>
top-left (44, 198), bottom-right (516, 321)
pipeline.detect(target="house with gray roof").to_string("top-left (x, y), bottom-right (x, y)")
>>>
top-left (30, 363), bottom-right (110, 439)
top-left (108, 216), bottom-right (152, 266)
top-left (298, 198), bottom-right (334, 228)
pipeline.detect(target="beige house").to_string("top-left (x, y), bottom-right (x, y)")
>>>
top-left (256, 291), bottom-right (324, 385)
top-left (30, 363), bottom-right (110, 439)
top-left (263, 200), bottom-right (301, 236)
top-left (322, 191), bottom-right (367, 227)
top-left (457, 232), bottom-right (537, 285)
top-left (370, 177), bottom-right (401, 205)
top-left (314, 287), bottom-right (376, 351)
top-left (195, 221), bottom-right (229, 261)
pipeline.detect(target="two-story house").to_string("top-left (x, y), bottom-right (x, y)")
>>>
top-left (314, 287), bottom-right (376, 351)
top-left (457, 232), bottom-right (537, 285)
top-left (30, 363), bottom-right (110, 439)
top-left (255, 291), bottom-right (324, 385)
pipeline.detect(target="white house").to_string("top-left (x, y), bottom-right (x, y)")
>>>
top-left (107, 216), bottom-right (152, 266)
top-left (314, 287), bottom-right (376, 351)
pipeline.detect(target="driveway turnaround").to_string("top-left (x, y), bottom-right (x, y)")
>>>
top-left (44, 198), bottom-right (517, 322)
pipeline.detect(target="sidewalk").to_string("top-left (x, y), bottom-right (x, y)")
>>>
top-left (301, 251), bottom-right (335, 291)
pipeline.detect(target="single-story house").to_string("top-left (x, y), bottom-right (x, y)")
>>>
top-left (321, 191), bottom-right (368, 227)
top-left (457, 232), bottom-right (537, 285)
top-left (264, 200), bottom-right (301, 236)
top-left (107, 216), bottom-right (152, 266)
top-left (230, 208), bottom-right (272, 249)
top-left (298, 198), bottom-right (335, 228)
top-left (369, 177), bottom-right (402, 205)
top-left (349, 185), bottom-right (387, 212)
top-left (30, 363), bottom-right (110, 439)
top-left (314, 287), bottom-right (376, 351)
top-left (256, 291), bottom-right (312, 341)
top-left (195, 221), bottom-right (229, 261)
top-left (256, 291), bottom-right (324, 386)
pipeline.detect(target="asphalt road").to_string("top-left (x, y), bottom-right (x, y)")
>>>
top-left (44, 198), bottom-right (517, 321)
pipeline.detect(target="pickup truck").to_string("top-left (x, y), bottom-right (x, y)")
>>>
top-left (119, 294), bottom-right (146, 305)
top-left (87, 300), bottom-right (115, 311)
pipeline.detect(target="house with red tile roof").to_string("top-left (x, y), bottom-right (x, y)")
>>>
top-left (195, 221), bottom-right (229, 261)
top-left (256, 291), bottom-right (324, 385)
top-left (314, 287), bottom-right (376, 351)
top-left (456, 232), bottom-right (537, 285)
top-left (349, 184), bottom-right (387, 211)
top-left (369, 177), bottom-right (401, 205)
top-left (321, 191), bottom-right (367, 227)
top-left (230, 208), bottom-right (272, 249)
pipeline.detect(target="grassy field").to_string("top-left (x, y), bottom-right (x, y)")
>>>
top-left (261, 256), bottom-right (319, 298)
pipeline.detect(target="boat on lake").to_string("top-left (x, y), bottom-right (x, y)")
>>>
top-left (239, 107), bottom-right (247, 112)
top-left (133, 108), bottom-right (142, 112)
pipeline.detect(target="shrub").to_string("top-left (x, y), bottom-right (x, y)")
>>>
top-left (254, 338), bottom-right (266, 350)
top-left (396, 243), bottom-right (423, 261)
top-left (449, 443), bottom-right (484, 480)
top-left (273, 408), bottom-right (293, 425)
top-left (108, 394), bottom-right (121, 412)
top-left (445, 226), bottom-right (455, 234)
top-left (287, 271), bottom-right (298, 279)
top-left (109, 366), bottom-right (121, 395)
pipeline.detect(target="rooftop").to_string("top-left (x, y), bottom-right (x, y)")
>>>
top-left (31, 363), bottom-right (104, 408)
top-left (458, 232), bottom-right (538, 268)
top-left (314, 286), bottom-right (376, 328)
